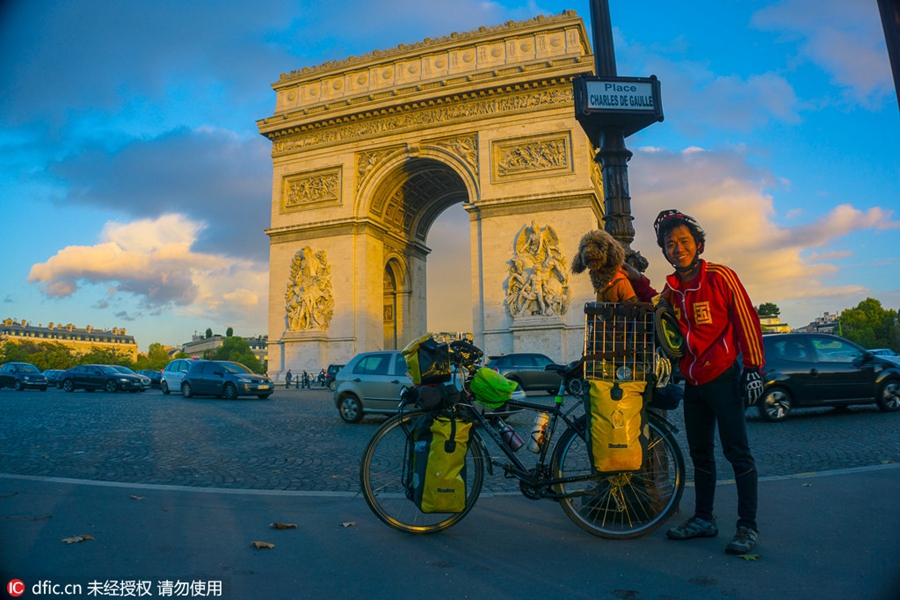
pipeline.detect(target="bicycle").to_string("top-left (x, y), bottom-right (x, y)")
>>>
top-left (359, 339), bottom-right (685, 538)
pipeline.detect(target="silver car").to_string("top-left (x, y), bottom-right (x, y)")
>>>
top-left (333, 350), bottom-right (526, 423)
top-left (334, 351), bottom-right (412, 423)
top-left (161, 358), bottom-right (194, 395)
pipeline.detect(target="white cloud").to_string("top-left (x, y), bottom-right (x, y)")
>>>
top-left (751, 0), bottom-right (893, 106)
top-left (628, 147), bottom-right (900, 311)
top-left (27, 214), bottom-right (268, 327)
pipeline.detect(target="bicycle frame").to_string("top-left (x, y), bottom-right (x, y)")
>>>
top-left (456, 377), bottom-right (601, 500)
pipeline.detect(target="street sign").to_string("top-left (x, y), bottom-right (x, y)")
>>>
top-left (574, 74), bottom-right (663, 138)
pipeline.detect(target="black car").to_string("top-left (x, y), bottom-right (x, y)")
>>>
top-left (180, 360), bottom-right (274, 399)
top-left (138, 369), bottom-right (163, 389)
top-left (43, 369), bottom-right (66, 388)
top-left (758, 333), bottom-right (900, 422)
top-left (0, 362), bottom-right (48, 391)
top-left (485, 353), bottom-right (562, 394)
top-left (324, 363), bottom-right (346, 391)
top-left (60, 364), bottom-right (145, 393)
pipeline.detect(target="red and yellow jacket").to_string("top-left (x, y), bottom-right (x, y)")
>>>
top-left (660, 260), bottom-right (764, 386)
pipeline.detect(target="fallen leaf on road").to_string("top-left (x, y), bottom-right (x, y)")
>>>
top-left (252, 541), bottom-right (275, 549)
top-left (802, 483), bottom-right (811, 487)
top-left (130, 495), bottom-right (146, 500)
top-left (341, 522), bottom-right (357, 528)
top-left (61, 535), bottom-right (94, 544)
top-left (270, 523), bottom-right (298, 529)
top-left (739, 554), bottom-right (762, 561)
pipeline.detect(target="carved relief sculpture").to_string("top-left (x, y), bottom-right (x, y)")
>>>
top-left (285, 247), bottom-right (335, 331)
top-left (504, 222), bottom-right (570, 318)
top-left (282, 168), bottom-right (341, 211)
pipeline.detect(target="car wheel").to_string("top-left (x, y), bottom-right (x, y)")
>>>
top-left (758, 387), bottom-right (791, 422)
top-left (62, 379), bottom-right (74, 393)
top-left (566, 378), bottom-right (586, 397)
top-left (181, 382), bottom-right (194, 398)
top-left (876, 379), bottom-right (900, 412)
top-left (40, 386), bottom-right (47, 392)
top-left (223, 383), bottom-right (238, 400)
top-left (105, 380), bottom-right (118, 393)
top-left (338, 394), bottom-right (364, 423)
top-left (161, 380), bottom-right (170, 394)
top-left (329, 381), bottom-right (336, 391)
top-left (13, 380), bottom-right (23, 392)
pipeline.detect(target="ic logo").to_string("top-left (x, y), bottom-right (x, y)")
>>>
top-left (7, 579), bottom-right (25, 597)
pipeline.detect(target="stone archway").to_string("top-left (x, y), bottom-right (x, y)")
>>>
top-left (259, 11), bottom-right (606, 377)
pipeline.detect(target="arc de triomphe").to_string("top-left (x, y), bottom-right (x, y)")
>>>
top-left (257, 11), bottom-right (607, 377)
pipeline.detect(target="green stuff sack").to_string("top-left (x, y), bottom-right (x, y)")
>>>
top-left (407, 415), bottom-right (472, 513)
top-left (402, 334), bottom-right (451, 385)
top-left (469, 367), bottom-right (518, 409)
top-left (585, 380), bottom-right (648, 473)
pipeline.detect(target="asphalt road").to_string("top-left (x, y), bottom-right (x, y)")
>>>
top-left (1, 385), bottom-right (898, 492)
top-left (2, 386), bottom-right (899, 600)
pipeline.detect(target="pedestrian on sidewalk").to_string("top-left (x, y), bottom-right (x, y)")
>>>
top-left (285, 369), bottom-right (293, 389)
top-left (654, 209), bottom-right (765, 555)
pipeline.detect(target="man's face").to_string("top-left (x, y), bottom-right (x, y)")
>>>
top-left (663, 224), bottom-right (698, 270)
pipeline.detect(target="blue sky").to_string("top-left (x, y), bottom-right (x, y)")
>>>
top-left (1, 0), bottom-right (897, 352)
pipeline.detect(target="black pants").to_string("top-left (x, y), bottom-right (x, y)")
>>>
top-left (683, 367), bottom-right (758, 532)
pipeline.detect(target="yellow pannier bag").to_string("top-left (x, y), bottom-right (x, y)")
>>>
top-left (585, 380), bottom-right (648, 473)
top-left (402, 334), bottom-right (451, 385)
top-left (408, 415), bottom-right (472, 513)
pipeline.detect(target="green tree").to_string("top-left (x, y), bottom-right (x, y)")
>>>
top-left (0, 341), bottom-right (76, 370)
top-left (134, 342), bottom-right (173, 371)
top-left (756, 302), bottom-right (780, 317)
top-left (226, 327), bottom-right (234, 337)
top-left (78, 346), bottom-right (134, 368)
top-left (205, 328), bottom-right (213, 339)
top-left (840, 298), bottom-right (900, 351)
top-left (206, 336), bottom-right (263, 373)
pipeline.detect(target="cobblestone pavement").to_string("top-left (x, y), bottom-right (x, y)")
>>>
top-left (1, 386), bottom-right (898, 493)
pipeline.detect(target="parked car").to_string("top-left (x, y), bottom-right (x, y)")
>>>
top-left (60, 364), bottom-right (145, 393)
top-left (334, 350), bottom-right (525, 423)
top-left (138, 369), bottom-right (163, 389)
top-left (758, 333), bottom-right (900, 422)
top-left (180, 360), bottom-right (273, 399)
top-left (161, 358), bottom-right (194, 395)
top-left (334, 351), bottom-right (411, 423)
top-left (869, 348), bottom-right (900, 366)
top-left (43, 369), bottom-right (66, 389)
top-left (324, 363), bottom-right (346, 391)
top-left (485, 353), bottom-right (563, 394)
top-left (0, 362), bottom-right (48, 391)
top-left (109, 366), bottom-right (151, 391)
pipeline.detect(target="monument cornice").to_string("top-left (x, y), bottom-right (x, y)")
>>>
top-left (471, 192), bottom-right (601, 219)
top-left (261, 76), bottom-right (584, 157)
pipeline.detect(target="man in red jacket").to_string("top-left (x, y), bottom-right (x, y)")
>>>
top-left (654, 209), bottom-right (765, 555)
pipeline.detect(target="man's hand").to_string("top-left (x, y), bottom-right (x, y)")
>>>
top-left (741, 367), bottom-right (764, 407)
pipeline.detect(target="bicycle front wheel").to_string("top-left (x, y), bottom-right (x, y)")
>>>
top-left (551, 415), bottom-right (684, 539)
top-left (359, 410), bottom-right (485, 534)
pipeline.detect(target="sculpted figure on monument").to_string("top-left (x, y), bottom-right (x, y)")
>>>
top-left (285, 246), bottom-right (335, 331)
top-left (504, 223), bottom-right (570, 318)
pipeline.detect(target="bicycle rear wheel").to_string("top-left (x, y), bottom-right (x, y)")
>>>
top-left (359, 410), bottom-right (485, 534)
top-left (551, 415), bottom-right (684, 539)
